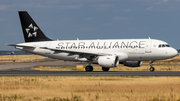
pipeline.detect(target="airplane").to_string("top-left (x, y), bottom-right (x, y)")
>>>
top-left (10, 51), bottom-right (15, 55)
top-left (7, 11), bottom-right (178, 72)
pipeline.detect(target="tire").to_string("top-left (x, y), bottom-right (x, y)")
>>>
top-left (102, 67), bottom-right (110, 71)
top-left (150, 67), bottom-right (155, 72)
top-left (85, 66), bottom-right (93, 72)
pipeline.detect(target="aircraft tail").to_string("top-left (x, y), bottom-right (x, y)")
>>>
top-left (19, 11), bottom-right (52, 42)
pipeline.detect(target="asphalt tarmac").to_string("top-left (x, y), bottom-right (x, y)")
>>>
top-left (0, 70), bottom-right (180, 76)
top-left (0, 60), bottom-right (180, 76)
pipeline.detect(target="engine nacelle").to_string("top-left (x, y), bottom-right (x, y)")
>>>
top-left (123, 61), bottom-right (142, 67)
top-left (98, 56), bottom-right (119, 68)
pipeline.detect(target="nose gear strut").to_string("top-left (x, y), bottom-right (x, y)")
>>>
top-left (149, 60), bottom-right (155, 72)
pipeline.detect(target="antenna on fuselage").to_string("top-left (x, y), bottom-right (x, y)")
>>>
top-left (148, 37), bottom-right (151, 39)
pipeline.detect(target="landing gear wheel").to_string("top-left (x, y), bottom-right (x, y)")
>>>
top-left (149, 60), bottom-right (155, 72)
top-left (150, 67), bottom-right (155, 72)
top-left (85, 66), bottom-right (93, 72)
top-left (102, 67), bottom-right (110, 71)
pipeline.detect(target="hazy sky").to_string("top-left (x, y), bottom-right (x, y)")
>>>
top-left (1, 0), bottom-right (180, 50)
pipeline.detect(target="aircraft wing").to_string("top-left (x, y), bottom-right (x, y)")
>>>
top-left (40, 47), bottom-right (109, 56)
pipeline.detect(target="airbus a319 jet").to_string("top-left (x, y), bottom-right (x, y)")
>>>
top-left (7, 11), bottom-right (178, 72)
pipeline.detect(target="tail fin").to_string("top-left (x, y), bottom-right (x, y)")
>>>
top-left (19, 11), bottom-right (52, 42)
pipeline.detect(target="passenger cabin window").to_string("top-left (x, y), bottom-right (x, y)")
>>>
top-left (158, 45), bottom-right (161, 48)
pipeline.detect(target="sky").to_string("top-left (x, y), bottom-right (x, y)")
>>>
top-left (1, 0), bottom-right (180, 50)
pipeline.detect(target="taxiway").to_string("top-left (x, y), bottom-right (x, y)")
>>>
top-left (0, 71), bottom-right (180, 76)
top-left (0, 60), bottom-right (179, 76)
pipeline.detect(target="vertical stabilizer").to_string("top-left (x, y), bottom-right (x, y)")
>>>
top-left (19, 11), bottom-right (52, 42)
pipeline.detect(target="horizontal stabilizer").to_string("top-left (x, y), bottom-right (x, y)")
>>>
top-left (6, 44), bottom-right (34, 48)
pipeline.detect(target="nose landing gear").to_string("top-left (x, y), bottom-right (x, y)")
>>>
top-left (150, 66), bottom-right (155, 72)
top-left (149, 60), bottom-right (155, 72)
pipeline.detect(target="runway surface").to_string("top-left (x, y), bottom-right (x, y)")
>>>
top-left (0, 60), bottom-right (180, 76)
top-left (0, 70), bottom-right (180, 76)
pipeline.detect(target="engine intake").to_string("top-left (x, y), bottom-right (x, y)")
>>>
top-left (98, 56), bottom-right (119, 68)
top-left (123, 61), bottom-right (142, 67)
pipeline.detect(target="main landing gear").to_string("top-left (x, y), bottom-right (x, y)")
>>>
top-left (85, 61), bottom-right (93, 72)
top-left (85, 65), bottom-right (93, 72)
top-left (149, 60), bottom-right (155, 72)
top-left (102, 67), bottom-right (110, 71)
top-left (85, 61), bottom-right (110, 72)
top-left (85, 66), bottom-right (110, 72)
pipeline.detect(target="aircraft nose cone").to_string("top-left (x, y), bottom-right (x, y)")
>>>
top-left (171, 48), bottom-right (178, 57)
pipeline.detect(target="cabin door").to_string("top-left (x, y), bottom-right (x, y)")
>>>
top-left (145, 41), bottom-right (151, 53)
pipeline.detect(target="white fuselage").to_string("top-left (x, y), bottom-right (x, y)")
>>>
top-left (16, 39), bottom-right (177, 62)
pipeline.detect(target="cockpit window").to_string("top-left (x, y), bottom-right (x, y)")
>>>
top-left (166, 44), bottom-right (170, 47)
top-left (158, 44), bottom-right (170, 48)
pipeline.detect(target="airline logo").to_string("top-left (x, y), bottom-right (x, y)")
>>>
top-left (25, 23), bottom-right (38, 38)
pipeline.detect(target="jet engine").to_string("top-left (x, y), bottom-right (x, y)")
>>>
top-left (98, 55), bottom-right (119, 68)
top-left (123, 61), bottom-right (142, 67)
